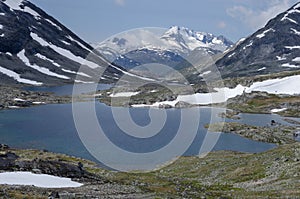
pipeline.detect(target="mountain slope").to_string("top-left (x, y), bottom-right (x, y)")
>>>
top-left (0, 0), bottom-right (124, 86)
top-left (216, 2), bottom-right (300, 78)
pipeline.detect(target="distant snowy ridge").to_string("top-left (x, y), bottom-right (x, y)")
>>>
top-left (160, 26), bottom-right (233, 52)
top-left (97, 26), bottom-right (233, 63)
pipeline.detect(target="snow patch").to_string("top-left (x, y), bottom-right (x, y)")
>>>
top-left (291, 28), bottom-right (300, 35)
top-left (66, 35), bottom-right (91, 52)
top-left (75, 80), bottom-right (95, 84)
top-left (32, 101), bottom-right (45, 105)
top-left (18, 50), bottom-right (69, 79)
top-left (8, 106), bottom-right (20, 109)
top-left (14, 98), bottom-right (25, 102)
top-left (23, 6), bottom-right (40, 19)
top-left (61, 40), bottom-right (71, 45)
top-left (228, 52), bottom-right (235, 58)
top-left (281, 16), bottom-right (298, 24)
top-left (237, 37), bottom-right (246, 43)
top-left (110, 92), bottom-right (140, 97)
top-left (199, 71), bottom-right (211, 77)
top-left (31, 33), bottom-right (100, 69)
top-left (256, 29), bottom-right (274, 38)
top-left (285, 46), bottom-right (300, 49)
top-left (0, 172), bottom-right (83, 188)
top-left (257, 67), bottom-right (266, 71)
top-left (243, 41), bottom-right (253, 49)
top-left (271, 108), bottom-right (287, 113)
top-left (61, 68), bottom-right (91, 78)
top-left (292, 57), bottom-right (300, 62)
top-left (276, 56), bottom-right (287, 61)
top-left (281, 9), bottom-right (299, 24)
top-left (282, 63), bottom-right (299, 68)
top-left (0, 66), bottom-right (42, 85)
top-left (45, 19), bottom-right (62, 31)
top-left (4, 0), bottom-right (41, 19)
top-left (294, 3), bottom-right (300, 9)
top-left (35, 53), bottom-right (61, 67)
top-left (212, 37), bottom-right (223, 45)
top-left (3, 0), bottom-right (24, 11)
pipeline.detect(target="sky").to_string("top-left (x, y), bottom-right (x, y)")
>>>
top-left (30, 0), bottom-right (299, 43)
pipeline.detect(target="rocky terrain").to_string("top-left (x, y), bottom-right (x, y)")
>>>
top-left (206, 122), bottom-right (299, 145)
top-left (0, 143), bottom-right (299, 198)
top-left (0, 85), bottom-right (72, 109)
top-left (0, 144), bottom-right (152, 198)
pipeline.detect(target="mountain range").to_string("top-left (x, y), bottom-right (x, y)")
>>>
top-left (0, 0), bottom-right (300, 86)
top-left (96, 26), bottom-right (233, 70)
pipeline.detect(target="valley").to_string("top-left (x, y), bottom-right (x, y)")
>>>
top-left (0, 0), bottom-right (299, 198)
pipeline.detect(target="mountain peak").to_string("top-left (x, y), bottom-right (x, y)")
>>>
top-left (161, 26), bottom-right (233, 52)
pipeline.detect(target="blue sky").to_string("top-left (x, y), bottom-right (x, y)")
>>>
top-left (30, 0), bottom-right (299, 43)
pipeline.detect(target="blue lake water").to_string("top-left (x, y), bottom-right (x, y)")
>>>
top-left (0, 102), bottom-right (281, 167)
top-left (0, 84), bottom-right (298, 170)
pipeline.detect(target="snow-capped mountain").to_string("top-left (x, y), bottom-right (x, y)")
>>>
top-left (96, 26), bottom-right (233, 70)
top-left (0, 0), bottom-right (124, 86)
top-left (216, 2), bottom-right (300, 78)
top-left (161, 26), bottom-right (233, 52)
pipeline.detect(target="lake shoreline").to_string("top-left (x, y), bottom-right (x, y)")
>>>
top-left (2, 83), bottom-right (299, 119)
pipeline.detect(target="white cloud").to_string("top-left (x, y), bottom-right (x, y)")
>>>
top-left (115, 0), bottom-right (125, 6)
top-left (227, 0), bottom-right (293, 30)
top-left (217, 21), bottom-right (227, 29)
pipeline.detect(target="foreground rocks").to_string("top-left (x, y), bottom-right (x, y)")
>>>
top-left (0, 143), bottom-right (299, 198)
top-left (0, 146), bottom-right (152, 199)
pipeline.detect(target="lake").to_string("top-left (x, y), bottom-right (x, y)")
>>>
top-left (0, 84), bottom-right (298, 170)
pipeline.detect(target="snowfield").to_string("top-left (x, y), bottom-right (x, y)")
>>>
top-left (131, 75), bottom-right (300, 107)
top-left (246, 75), bottom-right (300, 95)
top-left (0, 172), bottom-right (83, 188)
